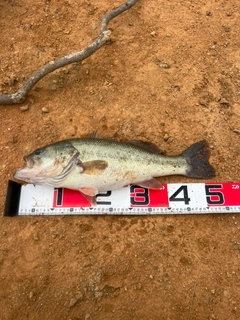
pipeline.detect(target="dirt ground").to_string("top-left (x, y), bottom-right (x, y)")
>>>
top-left (1, 0), bottom-right (240, 319)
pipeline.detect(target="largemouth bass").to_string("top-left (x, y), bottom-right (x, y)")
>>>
top-left (14, 138), bottom-right (215, 204)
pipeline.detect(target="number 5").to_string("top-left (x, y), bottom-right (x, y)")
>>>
top-left (205, 185), bottom-right (224, 205)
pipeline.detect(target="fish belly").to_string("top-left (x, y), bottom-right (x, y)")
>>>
top-left (56, 155), bottom-right (187, 192)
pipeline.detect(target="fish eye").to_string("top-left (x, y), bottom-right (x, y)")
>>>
top-left (34, 148), bottom-right (43, 155)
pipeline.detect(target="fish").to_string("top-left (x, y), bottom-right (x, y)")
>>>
top-left (14, 137), bottom-right (215, 204)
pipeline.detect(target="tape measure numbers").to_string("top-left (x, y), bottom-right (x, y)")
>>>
top-left (4, 181), bottom-right (240, 216)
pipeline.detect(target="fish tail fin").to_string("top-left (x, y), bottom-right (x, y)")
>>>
top-left (182, 140), bottom-right (215, 179)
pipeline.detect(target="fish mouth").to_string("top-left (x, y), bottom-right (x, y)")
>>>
top-left (14, 150), bottom-right (80, 186)
top-left (14, 156), bottom-right (35, 182)
top-left (24, 156), bottom-right (34, 169)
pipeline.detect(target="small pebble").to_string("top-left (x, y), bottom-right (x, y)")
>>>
top-left (233, 129), bottom-right (240, 134)
top-left (164, 134), bottom-right (169, 141)
top-left (9, 136), bottom-right (17, 143)
top-left (224, 290), bottom-right (230, 298)
top-left (75, 291), bottom-right (83, 301)
top-left (136, 283), bottom-right (142, 290)
top-left (29, 98), bottom-right (35, 104)
top-left (42, 107), bottom-right (49, 113)
top-left (69, 297), bottom-right (78, 307)
top-left (8, 78), bottom-right (17, 86)
top-left (20, 105), bottom-right (29, 112)
top-left (33, 233), bottom-right (39, 241)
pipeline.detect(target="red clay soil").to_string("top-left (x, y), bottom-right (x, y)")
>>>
top-left (0, 1), bottom-right (240, 319)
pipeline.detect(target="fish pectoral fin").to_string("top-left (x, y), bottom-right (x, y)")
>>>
top-left (137, 178), bottom-right (163, 189)
top-left (82, 160), bottom-right (108, 175)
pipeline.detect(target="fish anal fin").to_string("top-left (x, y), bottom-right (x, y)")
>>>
top-left (82, 160), bottom-right (108, 175)
top-left (80, 193), bottom-right (97, 206)
top-left (79, 187), bottom-right (99, 196)
top-left (126, 140), bottom-right (165, 154)
top-left (79, 187), bottom-right (98, 206)
top-left (137, 178), bottom-right (163, 189)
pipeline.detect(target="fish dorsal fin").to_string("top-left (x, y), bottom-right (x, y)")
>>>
top-left (126, 140), bottom-right (165, 154)
top-left (90, 131), bottom-right (99, 138)
top-left (90, 132), bottom-right (114, 141)
top-left (82, 160), bottom-right (108, 175)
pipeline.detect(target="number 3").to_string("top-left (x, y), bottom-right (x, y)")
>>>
top-left (130, 186), bottom-right (149, 205)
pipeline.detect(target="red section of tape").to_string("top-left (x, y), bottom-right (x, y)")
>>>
top-left (130, 184), bottom-right (169, 208)
top-left (53, 188), bottom-right (91, 207)
top-left (206, 183), bottom-right (240, 207)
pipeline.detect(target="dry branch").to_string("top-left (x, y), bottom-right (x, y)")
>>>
top-left (0, 0), bottom-right (138, 105)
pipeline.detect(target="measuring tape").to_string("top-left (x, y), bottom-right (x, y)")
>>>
top-left (4, 180), bottom-right (240, 216)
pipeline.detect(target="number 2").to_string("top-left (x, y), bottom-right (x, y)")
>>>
top-left (96, 191), bottom-right (112, 205)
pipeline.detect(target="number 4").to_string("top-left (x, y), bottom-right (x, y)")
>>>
top-left (169, 186), bottom-right (190, 205)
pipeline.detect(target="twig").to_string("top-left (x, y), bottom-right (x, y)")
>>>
top-left (187, 282), bottom-right (196, 320)
top-left (0, 0), bottom-right (138, 105)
